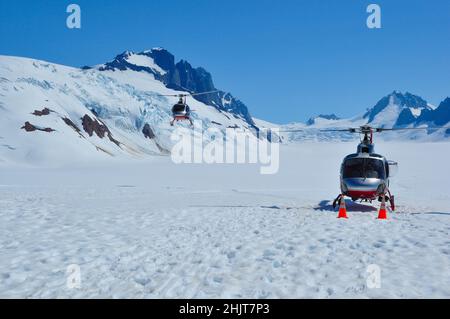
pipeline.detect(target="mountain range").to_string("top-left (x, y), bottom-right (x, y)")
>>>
top-left (278, 91), bottom-right (450, 142)
top-left (92, 48), bottom-right (255, 127)
top-left (0, 48), bottom-right (257, 165)
top-left (0, 48), bottom-right (449, 165)
top-left (305, 91), bottom-right (450, 129)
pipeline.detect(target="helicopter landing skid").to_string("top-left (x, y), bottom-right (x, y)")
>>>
top-left (378, 192), bottom-right (395, 212)
top-left (386, 188), bottom-right (395, 211)
top-left (333, 193), bottom-right (395, 211)
top-left (332, 194), bottom-right (343, 210)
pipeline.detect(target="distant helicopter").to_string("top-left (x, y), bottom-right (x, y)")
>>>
top-left (281, 124), bottom-right (445, 214)
top-left (156, 90), bottom-right (219, 126)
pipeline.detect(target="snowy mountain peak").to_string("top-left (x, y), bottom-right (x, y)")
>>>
top-left (363, 91), bottom-right (432, 128)
top-left (280, 91), bottom-right (450, 143)
top-left (98, 49), bottom-right (168, 76)
top-left (96, 48), bottom-right (256, 127)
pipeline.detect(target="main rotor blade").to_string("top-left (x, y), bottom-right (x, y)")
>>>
top-left (278, 128), bottom-right (356, 133)
top-left (190, 90), bottom-right (220, 96)
top-left (249, 124), bottom-right (450, 136)
top-left (320, 128), bottom-right (358, 132)
top-left (375, 126), bottom-right (450, 132)
top-left (152, 90), bottom-right (220, 98)
top-left (151, 93), bottom-right (185, 97)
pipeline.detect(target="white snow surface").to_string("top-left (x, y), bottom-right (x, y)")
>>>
top-left (125, 53), bottom-right (167, 75)
top-left (0, 142), bottom-right (449, 298)
top-left (410, 107), bottom-right (422, 117)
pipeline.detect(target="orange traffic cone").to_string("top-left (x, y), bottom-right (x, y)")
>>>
top-left (337, 196), bottom-right (348, 219)
top-left (378, 195), bottom-right (388, 220)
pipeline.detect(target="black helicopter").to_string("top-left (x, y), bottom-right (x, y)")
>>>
top-left (156, 90), bottom-right (219, 126)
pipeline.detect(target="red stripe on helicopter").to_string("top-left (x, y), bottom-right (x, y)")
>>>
top-left (346, 190), bottom-right (378, 199)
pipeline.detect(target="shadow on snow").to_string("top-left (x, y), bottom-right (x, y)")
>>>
top-left (313, 199), bottom-right (378, 213)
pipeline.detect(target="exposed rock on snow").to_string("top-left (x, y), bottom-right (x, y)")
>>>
top-left (62, 117), bottom-right (82, 136)
top-left (32, 108), bottom-right (51, 116)
top-left (81, 115), bottom-right (120, 147)
top-left (142, 123), bottom-right (155, 139)
top-left (21, 121), bottom-right (55, 133)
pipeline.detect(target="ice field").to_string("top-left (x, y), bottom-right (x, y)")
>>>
top-left (1, 142), bottom-right (449, 298)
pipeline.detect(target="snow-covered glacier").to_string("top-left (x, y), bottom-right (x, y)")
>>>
top-left (0, 51), bottom-right (257, 166)
top-left (0, 51), bottom-right (449, 299)
top-left (1, 141), bottom-right (449, 298)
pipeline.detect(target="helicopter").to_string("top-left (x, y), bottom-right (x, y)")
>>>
top-left (156, 90), bottom-right (219, 126)
top-left (326, 125), bottom-right (402, 211)
top-left (280, 124), bottom-right (447, 214)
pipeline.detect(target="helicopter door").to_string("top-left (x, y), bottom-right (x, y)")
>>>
top-left (387, 160), bottom-right (398, 177)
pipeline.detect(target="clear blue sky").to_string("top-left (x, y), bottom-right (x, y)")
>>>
top-left (1, 0), bottom-right (449, 123)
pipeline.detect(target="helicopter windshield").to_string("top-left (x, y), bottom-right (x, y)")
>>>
top-left (172, 103), bottom-right (188, 114)
top-left (343, 158), bottom-right (385, 179)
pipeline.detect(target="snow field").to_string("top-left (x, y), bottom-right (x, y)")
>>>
top-left (0, 142), bottom-right (449, 298)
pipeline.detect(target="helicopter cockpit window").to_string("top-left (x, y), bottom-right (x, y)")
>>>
top-left (172, 104), bottom-right (187, 113)
top-left (343, 158), bottom-right (385, 179)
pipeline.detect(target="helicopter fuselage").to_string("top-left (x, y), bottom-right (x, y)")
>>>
top-left (171, 101), bottom-right (193, 126)
top-left (339, 146), bottom-right (395, 201)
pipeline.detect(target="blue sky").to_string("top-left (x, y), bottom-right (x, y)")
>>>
top-left (0, 0), bottom-right (449, 124)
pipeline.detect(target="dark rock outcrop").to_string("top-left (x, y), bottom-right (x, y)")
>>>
top-left (32, 108), bottom-right (51, 116)
top-left (142, 123), bottom-right (155, 139)
top-left (395, 108), bottom-right (417, 127)
top-left (21, 122), bottom-right (37, 132)
top-left (21, 121), bottom-right (55, 133)
top-left (147, 48), bottom-right (175, 72)
top-left (62, 117), bottom-right (83, 137)
top-left (82, 114), bottom-right (108, 138)
top-left (62, 117), bottom-right (81, 133)
top-left (163, 57), bottom-right (255, 127)
top-left (418, 97), bottom-right (450, 126)
top-left (81, 115), bottom-right (120, 147)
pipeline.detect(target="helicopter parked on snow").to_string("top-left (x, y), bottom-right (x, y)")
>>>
top-left (280, 124), bottom-right (448, 217)
top-left (327, 125), bottom-right (401, 211)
